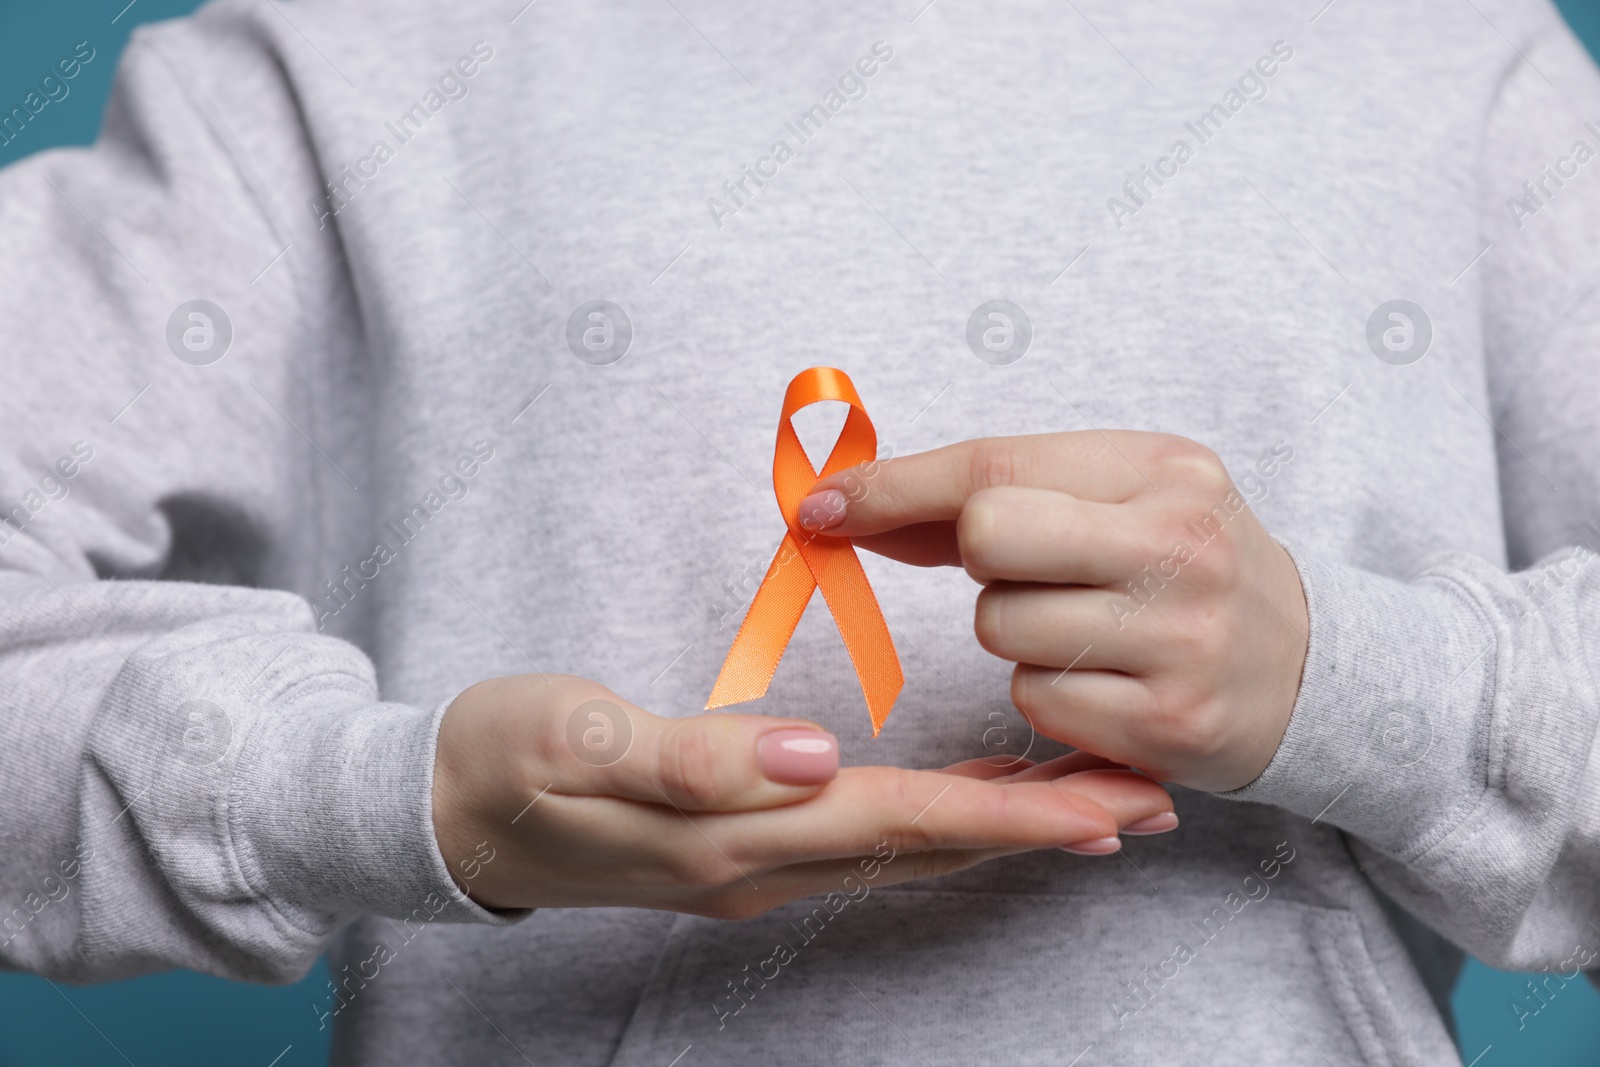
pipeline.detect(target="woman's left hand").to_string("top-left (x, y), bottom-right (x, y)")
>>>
top-left (801, 431), bottom-right (1309, 793)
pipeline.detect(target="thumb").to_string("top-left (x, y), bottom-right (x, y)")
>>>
top-left (577, 700), bottom-right (840, 812)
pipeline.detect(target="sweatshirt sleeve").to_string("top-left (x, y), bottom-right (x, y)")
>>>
top-left (1228, 7), bottom-right (1600, 971)
top-left (0, 8), bottom-right (509, 985)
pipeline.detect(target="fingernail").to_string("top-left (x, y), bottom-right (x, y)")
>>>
top-left (1122, 812), bottom-right (1179, 836)
top-left (1060, 836), bottom-right (1122, 856)
top-left (758, 728), bottom-right (839, 784)
top-left (797, 490), bottom-right (846, 531)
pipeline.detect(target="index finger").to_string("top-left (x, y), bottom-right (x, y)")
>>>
top-left (804, 431), bottom-right (1167, 538)
top-left (716, 764), bottom-right (1174, 865)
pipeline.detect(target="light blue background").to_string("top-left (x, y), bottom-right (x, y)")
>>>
top-left (2, 1), bottom-right (1599, 1063)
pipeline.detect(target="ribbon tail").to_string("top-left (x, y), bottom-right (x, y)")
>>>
top-left (705, 534), bottom-right (815, 710)
top-left (803, 540), bottom-right (904, 736)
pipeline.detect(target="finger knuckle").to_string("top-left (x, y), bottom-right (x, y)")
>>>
top-left (1151, 436), bottom-right (1231, 493)
top-left (956, 491), bottom-right (1005, 577)
top-left (525, 675), bottom-right (615, 767)
top-left (545, 673), bottom-right (612, 709)
top-left (881, 769), bottom-right (939, 852)
top-left (967, 439), bottom-right (1026, 494)
top-left (1010, 664), bottom-right (1053, 720)
top-left (1140, 686), bottom-right (1226, 763)
top-left (1143, 515), bottom-right (1195, 563)
top-left (1159, 613), bottom-right (1210, 662)
top-left (1184, 536), bottom-right (1242, 590)
top-left (660, 724), bottom-right (727, 809)
top-left (972, 586), bottom-right (1009, 656)
top-left (1139, 502), bottom-right (1203, 556)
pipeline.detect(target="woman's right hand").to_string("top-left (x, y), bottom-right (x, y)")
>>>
top-left (432, 673), bottom-right (1176, 918)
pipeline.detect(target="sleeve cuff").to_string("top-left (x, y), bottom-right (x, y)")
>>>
top-left (87, 595), bottom-right (523, 946)
top-left (233, 689), bottom-right (525, 929)
top-left (1223, 542), bottom-right (1498, 855)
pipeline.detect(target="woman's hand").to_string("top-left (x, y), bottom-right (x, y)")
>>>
top-left (432, 674), bottom-right (1175, 916)
top-left (800, 432), bottom-right (1309, 793)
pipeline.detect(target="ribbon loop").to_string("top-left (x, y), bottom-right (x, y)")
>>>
top-left (706, 367), bottom-right (904, 735)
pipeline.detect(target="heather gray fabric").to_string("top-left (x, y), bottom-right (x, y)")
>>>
top-left (4, 0), bottom-right (1600, 1063)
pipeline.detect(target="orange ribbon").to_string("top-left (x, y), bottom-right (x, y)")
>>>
top-left (706, 367), bottom-right (903, 735)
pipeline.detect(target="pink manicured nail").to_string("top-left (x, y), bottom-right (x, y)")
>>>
top-left (1060, 836), bottom-right (1122, 856)
top-left (797, 490), bottom-right (846, 531)
top-left (757, 728), bottom-right (839, 784)
top-left (1122, 812), bottom-right (1179, 836)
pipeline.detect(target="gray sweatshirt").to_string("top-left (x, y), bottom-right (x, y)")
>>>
top-left (4, 0), bottom-right (1600, 1062)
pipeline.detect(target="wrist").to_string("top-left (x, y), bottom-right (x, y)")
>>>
top-left (430, 684), bottom-right (507, 906)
